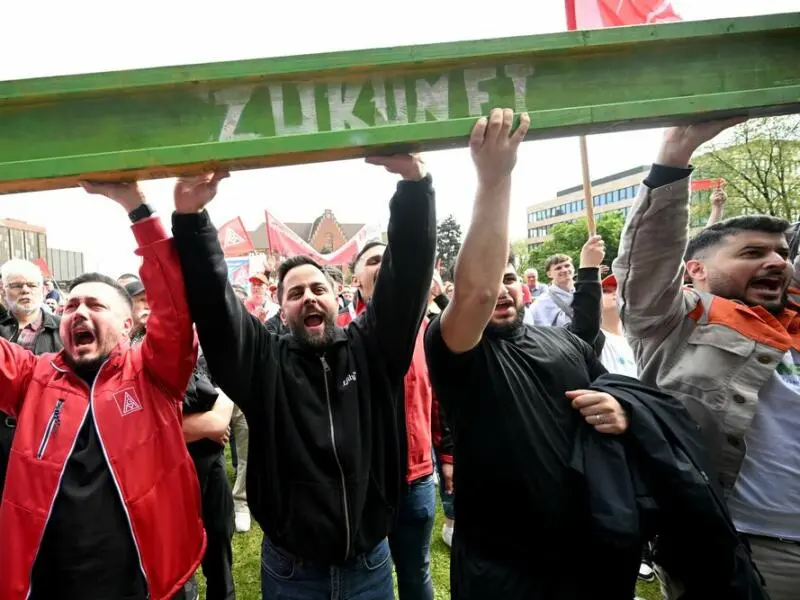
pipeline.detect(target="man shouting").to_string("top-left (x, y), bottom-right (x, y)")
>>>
top-left (0, 182), bottom-right (203, 600)
top-left (171, 154), bottom-right (436, 599)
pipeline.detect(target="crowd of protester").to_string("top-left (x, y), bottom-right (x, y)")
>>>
top-left (0, 109), bottom-right (796, 600)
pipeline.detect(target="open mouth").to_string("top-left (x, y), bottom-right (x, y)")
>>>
top-left (750, 276), bottom-right (785, 293)
top-left (494, 298), bottom-right (514, 313)
top-left (72, 327), bottom-right (96, 347)
top-left (303, 313), bottom-right (324, 328)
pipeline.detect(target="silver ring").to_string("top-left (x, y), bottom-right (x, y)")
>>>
top-left (595, 414), bottom-right (603, 425)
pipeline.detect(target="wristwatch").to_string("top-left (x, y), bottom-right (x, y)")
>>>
top-left (128, 203), bottom-right (155, 223)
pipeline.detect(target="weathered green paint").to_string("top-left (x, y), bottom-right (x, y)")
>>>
top-left (0, 13), bottom-right (798, 193)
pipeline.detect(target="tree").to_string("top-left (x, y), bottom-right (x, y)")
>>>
top-left (523, 211), bottom-right (626, 279)
top-left (692, 116), bottom-right (800, 223)
top-left (510, 239), bottom-right (529, 268)
top-left (436, 214), bottom-right (463, 278)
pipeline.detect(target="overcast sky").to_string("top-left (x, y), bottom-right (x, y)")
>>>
top-left (1, 0), bottom-right (798, 275)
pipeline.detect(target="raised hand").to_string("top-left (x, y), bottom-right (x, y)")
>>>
top-left (79, 180), bottom-right (145, 212)
top-left (365, 153), bottom-right (427, 181)
top-left (657, 117), bottom-right (746, 167)
top-left (711, 185), bottom-right (727, 209)
top-left (580, 235), bottom-right (606, 269)
top-left (469, 108), bottom-right (530, 188)
top-left (173, 171), bottom-right (229, 214)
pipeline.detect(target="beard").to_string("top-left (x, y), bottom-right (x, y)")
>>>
top-left (485, 306), bottom-right (525, 338)
top-left (287, 312), bottom-right (337, 349)
top-left (707, 272), bottom-right (789, 315)
top-left (63, 351), bottom-right (109, 381)
top-left (10, 299), bottom-right (39, 315)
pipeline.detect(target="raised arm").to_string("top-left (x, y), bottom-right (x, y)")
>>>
top-left (0, 337), bottom-right (36, 417)
top-left (354, 155), bottom-right (437, 378)
top-left (80, 181), bottom-right (197, 397)
top-left (170, 173), bottom-right (270, 412)
top-left (565, 235), bottom-right (604, 345)
top-left (613, 119), bottom-right (745, 338)
top-left (439, 108), bottom-right (530, 352)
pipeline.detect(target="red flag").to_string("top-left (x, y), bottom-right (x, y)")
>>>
top-left (265, 211), bottom-right (380, 267)
top-left (565, 0), bottom-right (681, 30)
top-left (320, 225), bottom-right (374, 266)
top-left (265, 210), bottom-right (321, 261)
top-left (691, 178), bottom-right (726, 192)
top-left (218, 217), bottom-right (255, 257)
top-left (32, 258), bottom-right (51, 278)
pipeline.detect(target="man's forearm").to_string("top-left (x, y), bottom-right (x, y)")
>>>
top-left (455, 178), bottom-right (511, 307)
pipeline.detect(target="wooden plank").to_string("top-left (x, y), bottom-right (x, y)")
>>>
top-left (0, 13), bottom-right (798, 194)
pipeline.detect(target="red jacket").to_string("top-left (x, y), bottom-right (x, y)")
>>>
top-left (0, 217), bottom-right (204, 600)
top-left (338, 295), bottom-right (433, 482)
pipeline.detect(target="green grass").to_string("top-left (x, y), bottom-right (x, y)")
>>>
top-left (195, 450), bottom-right (661, 599)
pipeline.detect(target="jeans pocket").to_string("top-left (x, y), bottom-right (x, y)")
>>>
top-left (362, 539), bottom-right (391, 572)
top-left (261, 538), bottom-right (296, 581)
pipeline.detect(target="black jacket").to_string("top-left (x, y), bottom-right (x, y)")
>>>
top-left (574, 374), bottom-right (769, 600)
top-left (172, 175), bottom-right (436, 564)
top-left (0, 308), bottom-right (63, 498)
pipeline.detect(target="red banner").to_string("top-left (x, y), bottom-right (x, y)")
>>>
top-left (265, 210), bottom-right (373, 267)
top-left (218, 217), bottom-right (255, 257)
top-left (691, 178), bottom-right (726, 192)
top-left (565, 0), bottom-right (681, 30)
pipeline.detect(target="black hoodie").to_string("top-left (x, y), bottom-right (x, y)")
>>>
top-left (171, 175), bottom-right (436, 564)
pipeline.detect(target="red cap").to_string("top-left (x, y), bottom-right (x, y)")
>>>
top-left (601, 273), bottom-right (617, 289)
top-left (249, 273), bottom-right (269, 285)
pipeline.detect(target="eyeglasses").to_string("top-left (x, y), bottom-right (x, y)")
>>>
top-left (6, 282), bottom-right (41, 291)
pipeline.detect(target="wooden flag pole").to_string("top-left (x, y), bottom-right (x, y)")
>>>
top-left (578, 135), bottom-right (596, 236)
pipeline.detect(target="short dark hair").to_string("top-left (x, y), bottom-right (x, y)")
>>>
top-left (276, 255), bottom-right (333, 303)
top-left (545, 253), bottom-right (572, 272)
top-left (322, 265), bottom-right (344, 285)
top-left (117, 272), bottom-right (140, 281)
top-left (69, 272), bottom-right (133, 309)
top-left (350, 241), bottom-right (386, 272)
top-left (685, 215), bottom-right (791, 261)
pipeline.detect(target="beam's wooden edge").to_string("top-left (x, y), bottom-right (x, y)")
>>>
top-left (1, 13), bottom-right (797, 102)
top-left (3, 102), bottom-right (797, 195)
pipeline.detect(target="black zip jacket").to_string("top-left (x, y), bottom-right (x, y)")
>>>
top-left (172, 175), bottom-right (436, 564)
top-left (574, 374), bottom-right (769, 600)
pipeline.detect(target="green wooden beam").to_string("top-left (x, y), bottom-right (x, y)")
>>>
top-left (1, 13), bottom-right (798, 193)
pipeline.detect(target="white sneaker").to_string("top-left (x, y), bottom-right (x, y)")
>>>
top-left (638, 561), bottom-right (655, 582)
top-left (235, 511), bottom-right (251, 533)
top-left (441, 522), bottom-right (453, 548)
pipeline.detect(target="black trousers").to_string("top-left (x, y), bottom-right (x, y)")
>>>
top-left (451, 532), bottom-right (639, 600)
top-left (187, 451), bottom-right (236, 600)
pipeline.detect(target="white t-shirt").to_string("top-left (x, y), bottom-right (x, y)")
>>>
top-left (729, 349), bottom-right (800, 541)
top-left (599, 329), bottom-right (638, 377)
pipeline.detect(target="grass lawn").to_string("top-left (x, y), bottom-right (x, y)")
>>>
top-left (197, 451), bottom-right (661, 599)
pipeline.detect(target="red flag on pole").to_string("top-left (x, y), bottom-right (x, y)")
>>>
top-left (565, 0), bottom-right (682, 30)
top-left (32, 258), bottom-right (51, 279)
top-left (218, 217), bottom-right (255, 257)
top-left (264, 210), bottom-right (321, 261)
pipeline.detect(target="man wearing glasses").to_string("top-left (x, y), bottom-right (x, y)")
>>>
top-left (0, 259), bottom-right (63, 499)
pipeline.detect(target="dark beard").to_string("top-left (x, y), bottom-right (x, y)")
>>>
top-left (63, 352), bottom-right (107, 385)
top-left (288, 315), bottom-right (336, 349)
top-left (485, 309), bottom-right (524, 338)
top-left (748, 293), bottom-right (788, 315)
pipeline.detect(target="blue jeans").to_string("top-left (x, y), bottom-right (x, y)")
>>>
top-left (261, 536), bottom-right (394, 600)
top-left (433, 450), bottom-right (454, 520)
top-left (388, 474), bottom-right (436, 600)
